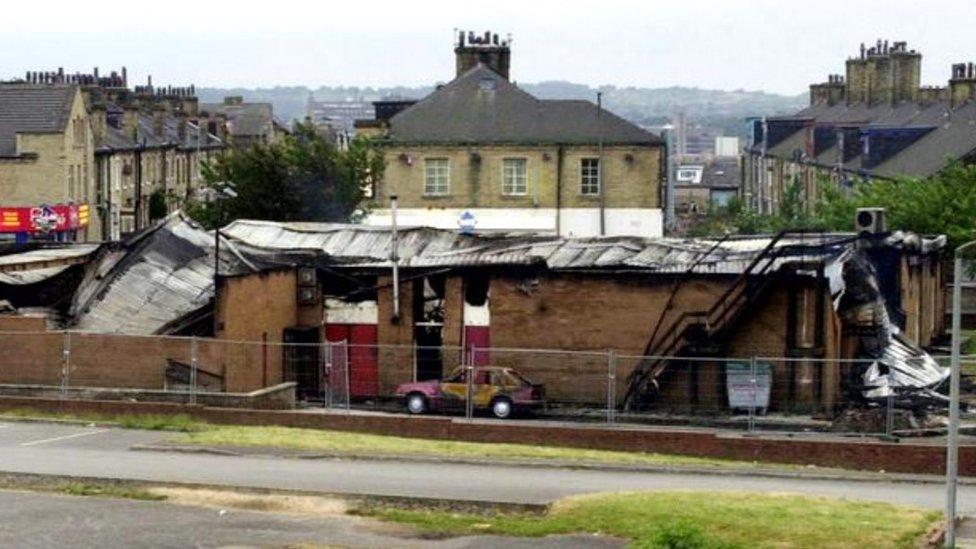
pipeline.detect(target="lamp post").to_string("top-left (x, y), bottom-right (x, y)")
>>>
top-left (947, 239), bottom-right (976, 548)
top-left (212, 183), bottom-right (237, 290)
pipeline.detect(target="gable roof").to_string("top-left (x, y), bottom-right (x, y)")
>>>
top-left (387, 65), bottom-right (660, 146)
top-left (758, 99), bottom-right (976, 179)
top-left (199, 101), bottom-right (275, 138)
top-left (0, 85), bottom-right (77, 156)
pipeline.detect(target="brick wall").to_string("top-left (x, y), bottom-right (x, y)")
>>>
top-left (0, 396), bottom-right (968, 476)
top-left (216, 268), bottom-right (299, 392)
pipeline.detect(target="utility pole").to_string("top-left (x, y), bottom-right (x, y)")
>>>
top-left (390, 194), bottom-right (400, 320)
top-left (597, 92), bottom-right (605, 236)
top-left (946, 240), bottom-right (975, 547)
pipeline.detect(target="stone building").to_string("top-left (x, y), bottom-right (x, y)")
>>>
top-left (199, 96), bottom-right (287, 149)
top-left (364, 30), bottom-right (666, 237)
top-left (1, 68), bottom-right (226, 241)
top-left (0, 83), bottom-right (96, 242)
top-left (743, 40), bottom-right (976, 214)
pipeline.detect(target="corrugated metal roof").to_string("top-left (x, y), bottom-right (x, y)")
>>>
top-left (223, 219), bottom-right (930, 275)
top-left (0, 245), bottom-right (99, 269)
top-left (0, 265), bottom-right (71, 285)
top-left (68, 213), bottom-right (221, 335)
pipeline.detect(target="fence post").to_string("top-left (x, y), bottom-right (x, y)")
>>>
top-left (748, 356), bottom-right (757, 433)
top-left (465, 355), bottom-right (475, 421)
top-left (411, 343), bottom-right (418, 383)
top-left (324, 342), bottom-right (333, 409)
top-left (607, 349), bottom-right (617, 425)
top-left (344, 343), bottom-right (351, 413)
top-left (60, 331), bottom-right (71, 399)
top-left (189, 336), bottom-right (198, 405)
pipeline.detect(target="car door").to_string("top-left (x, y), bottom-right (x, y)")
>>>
top-left (440, 367), bottom-right (468, 411)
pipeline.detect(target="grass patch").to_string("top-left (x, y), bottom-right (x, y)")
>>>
top-left (173, 425), bottom-right (784, 469)
top-left (361, 491), bottom-right (939, 548)
top-left (0, 408), bottom-right (205, 432)
top-left (59, 482), bottom-right (166, 501)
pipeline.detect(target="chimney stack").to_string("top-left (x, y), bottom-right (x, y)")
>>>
top-left (949, 61), bottom-right (976, 107)
top-left (454, 29), bottom-right (512, 80)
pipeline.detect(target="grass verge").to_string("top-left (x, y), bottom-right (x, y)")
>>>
top-left (0, 408), bottom-right (205, 432)
top-left (173, 424), bottom-right (790, 470)
top-left (360, 491), bottom-right (939, 548)
top-left (59, 482), bottom-right (166, 501)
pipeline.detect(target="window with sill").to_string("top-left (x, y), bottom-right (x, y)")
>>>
top-left (424, 158), bottom-right (450, 196)
top-left (502, 158), bottom-right (527, 195)
top-left (580, 158), bottom-right (600, 195)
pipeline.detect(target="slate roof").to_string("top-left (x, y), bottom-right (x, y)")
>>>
top-left (387, 65), bottom-right (661, 146)
top-left (199, 101), bottom-right (275, 138)
top-left (96, 110), bottom-right (224, 153)
top-left (759, 99), bottom-right (976, 179)
top-left (0, 85), bottom-right (77, 156)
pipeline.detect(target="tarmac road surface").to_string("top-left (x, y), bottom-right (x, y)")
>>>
top-left (0, 490), bottom-right (622, 549)
top-left (0, 420), bottom-right (972, 511)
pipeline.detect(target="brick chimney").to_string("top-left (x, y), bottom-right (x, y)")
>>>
top-left (90, 103), bottom-right (107, 145)
top-left (845, 40), bottom-right (920, 104)
top-left (122, 105), bottom-right (140, 141)
top-left (810, 74), bottom-right (846, 106)
top-left (949, 62), bottom-right (976, 107)
top-left (152, 106), bottom-right (166, 139)
top-left (454, 30), bottom-right (511, 80)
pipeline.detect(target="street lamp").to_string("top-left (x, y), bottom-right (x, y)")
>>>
top-left (212, 182), bottom-right (238, 289)
top-left (946, 239), bottom-right (976, 548)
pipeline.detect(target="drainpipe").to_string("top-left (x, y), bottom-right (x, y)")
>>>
top-left (555, 146), bottom-right (564, 236)
top-left (597, 92), bottom-right (606, 236)
top-left (390, 194), bottom-right (400, 321)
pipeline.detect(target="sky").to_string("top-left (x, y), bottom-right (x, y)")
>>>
top-left (3, 0), bottom-right (974, 95)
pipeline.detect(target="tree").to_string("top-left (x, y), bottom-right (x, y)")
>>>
top-left (186, 121), bottom-right (385, 229)
top-left (693, 162), bottom-right (976, 247)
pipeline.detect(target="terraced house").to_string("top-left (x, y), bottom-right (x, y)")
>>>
top-left (743, 40), bottom-right (976, 214)
top-left (0, 84), bottom-right (95, 242)
top-left (1, 68), bottom-right (226, 242)
top-left (364, 31), bottom-right (666, 237)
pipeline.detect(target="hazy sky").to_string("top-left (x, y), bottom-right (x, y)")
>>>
top-left (3, 0), bottom-right (974, 95)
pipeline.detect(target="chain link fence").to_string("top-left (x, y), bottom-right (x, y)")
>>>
top-left (0, 330), bottom-right (962, 436)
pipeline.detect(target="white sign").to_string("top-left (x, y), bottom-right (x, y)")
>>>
top-left (726, 362), bottom-right (772, 411)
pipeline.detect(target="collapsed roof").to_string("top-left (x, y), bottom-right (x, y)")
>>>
top-left (0, 214), bottom-right (951, 400)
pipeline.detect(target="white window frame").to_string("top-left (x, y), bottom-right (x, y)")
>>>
top-left (501, 158), bottom-right (528, 196)
top-left (580, 158), bottom-right (601, 196)
top-left (424, 158), bottom-right (450, 196)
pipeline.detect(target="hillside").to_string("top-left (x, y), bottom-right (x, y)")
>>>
top-left (198, 81), bottom-right (807, 135)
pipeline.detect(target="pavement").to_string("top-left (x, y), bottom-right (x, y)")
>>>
top-left (1, 419), bottom-right (974, 511)
top-left (0, 489), bottom-right (621, 549)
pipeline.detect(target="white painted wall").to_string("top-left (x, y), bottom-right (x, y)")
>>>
top-left (363, 208), bottom-right (663, 237)
top-left (324, 298), bottom-right (378, 324)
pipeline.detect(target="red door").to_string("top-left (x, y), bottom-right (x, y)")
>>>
top-left (325, 324), bottom-right (379, 398)
top-left (465, 326), bottom-right (490, 365)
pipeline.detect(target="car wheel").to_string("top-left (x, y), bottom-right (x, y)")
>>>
top-left (491, 398), bottom-right (513, 419)
top-left (406, 393), bottom-right (428, 415)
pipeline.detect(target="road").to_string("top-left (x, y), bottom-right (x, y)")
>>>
top-left (0, 490), bottom-right (620, 549)
top-left (0, 420), bottom-right (971, 511)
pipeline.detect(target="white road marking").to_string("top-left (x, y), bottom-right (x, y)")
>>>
top-left (19, 429), bottom-right (111, 447)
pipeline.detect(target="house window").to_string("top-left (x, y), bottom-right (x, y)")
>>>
top-left (424, 158), bottom-right (450, 196)
top-left (580, 158), bottom-right (600, 195)
top-left (502, 158), bottom-right (527, 195)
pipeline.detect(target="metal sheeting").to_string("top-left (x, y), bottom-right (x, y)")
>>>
top-left (0, 245), bottom-right (98, 268)
top-left (0, 265), bottom-right (70, 285)
top-left (68, 213), bottom-right (219, 335)
top-left (222, 220), bottom-right (901, 275)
